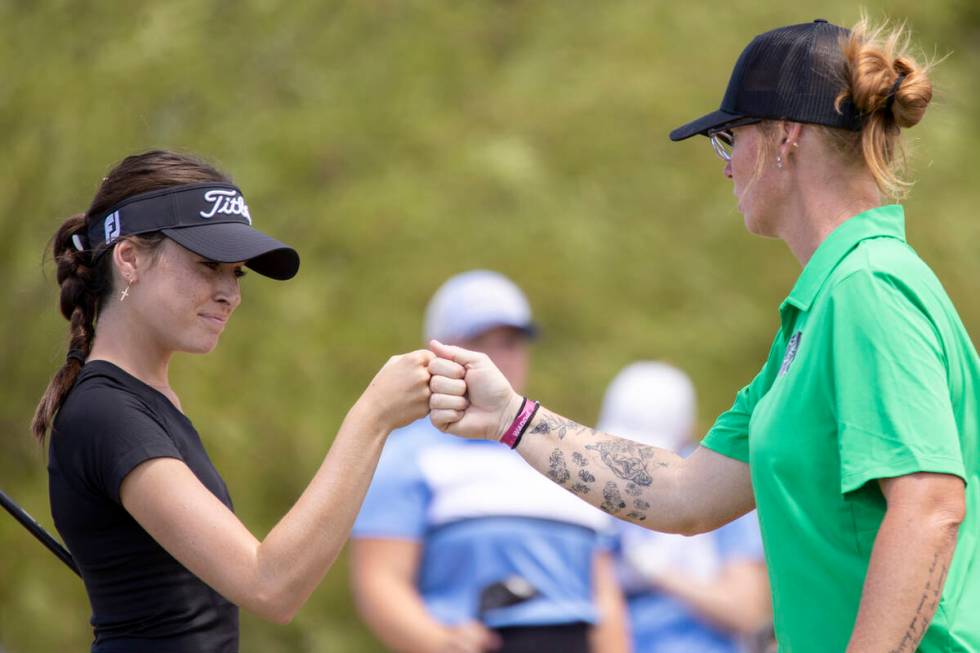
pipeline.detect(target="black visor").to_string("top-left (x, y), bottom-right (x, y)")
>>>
top-left (86, 183), bottom-right (299, 280)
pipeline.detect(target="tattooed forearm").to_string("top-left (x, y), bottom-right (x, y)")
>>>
top-left (547, 449), bottom-right (570, 484)
top-left (890, 552), bottom-right (949, 653)
top-left (586, 439), bottom-right (661, 486)
top-left (515, 407), bottom-right (686, 529)
top-left (600, 482), bottom-right (627, 516)
top-left (529, 414), bottom-right (585, 440)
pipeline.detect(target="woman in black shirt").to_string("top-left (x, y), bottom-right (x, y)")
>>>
top-left (35, 150), bottom-right (434, 652)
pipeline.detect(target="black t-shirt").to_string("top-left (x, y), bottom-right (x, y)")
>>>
top-left (48, 361), bottom-right (239, 652)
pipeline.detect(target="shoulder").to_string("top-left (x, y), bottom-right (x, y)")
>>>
top-left (57, 365), bottom-right (162, 435)
top-left (50, 363), bottom-right (184, 502)
top-left (371, 418), bottom-right (449, 481)
top-left (822, 237), bottom-right (952, 331)
top-left (831, 236), bottom-right (941, 301)
top-left (52, 363), bottom-right (174, 463)
top-left (383, 418), bottom-right (458, 455)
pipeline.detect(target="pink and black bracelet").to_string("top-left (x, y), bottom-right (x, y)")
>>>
top-left (499, 397), bottom-right (540, 449)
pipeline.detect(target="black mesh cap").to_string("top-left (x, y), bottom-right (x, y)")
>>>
top-left (670, 19), bottom-right (861, 141)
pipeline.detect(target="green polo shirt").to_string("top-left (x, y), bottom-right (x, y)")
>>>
top-left (703, 205), bottom-right (979, 652)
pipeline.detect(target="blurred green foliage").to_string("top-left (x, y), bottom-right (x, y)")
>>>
top-left (1, 1), bottom-right (977, 651)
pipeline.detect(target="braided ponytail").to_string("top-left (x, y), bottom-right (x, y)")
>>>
top-left (32, 150), bottom-right (229, 444)
top-left (31, 215), bottom-right (108, 441)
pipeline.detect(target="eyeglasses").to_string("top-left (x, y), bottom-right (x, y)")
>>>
top-left (707, 118), bottom-right (762, 161)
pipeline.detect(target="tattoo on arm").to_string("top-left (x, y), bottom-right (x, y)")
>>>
top-left (529, 414), bottom-right (582, 440)
top-left (601, 482), bottom-right (627, 516)
top-left (547, 449), bottom-right (570, 484)
top-left (521, 411), bottom-right (665, 524)
top-left (890, 552), bottom-right (950, 653)
top-left (571, 483), bottom-right (591, 495)
top-left (585, 440), bottom-right (662, 486)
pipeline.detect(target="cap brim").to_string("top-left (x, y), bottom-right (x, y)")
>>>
top-left (162, 223), bottom-right (300, 280)
top-left (457, 320), bottom-right (538, 342)
top-left (669, 109), bottom-right (744, 141)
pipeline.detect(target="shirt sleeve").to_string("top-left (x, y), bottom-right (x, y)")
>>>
top-left (61, 386), bottom-right (183, 504)
top-left (829, 269), bottom-right (965, 494)
top-left (701, 331), bottom-right (784, 463)
top-left (352, 427), bottom-right (430, 539)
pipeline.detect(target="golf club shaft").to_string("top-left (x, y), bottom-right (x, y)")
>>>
top-left (0, 489), bottom-right (80, 577)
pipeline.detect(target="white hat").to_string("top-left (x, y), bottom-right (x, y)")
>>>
top-left (596, 362), bottom-right (696, 452)
top-left (424, 270), bottom-right (536, 344)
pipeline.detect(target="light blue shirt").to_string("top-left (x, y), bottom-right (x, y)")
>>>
top-left (615, 511), bottom-right (764, 653)
top-left (353, 419), bottom-right (613, 628)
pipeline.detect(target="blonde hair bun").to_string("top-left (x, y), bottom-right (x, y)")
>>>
top-left (842, 17), bottom-right (933, 128)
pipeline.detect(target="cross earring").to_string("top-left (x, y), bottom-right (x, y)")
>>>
top-left (120, 281), bottom-right (132, 302)
top-left (777, 156), bottom-right (784, 169)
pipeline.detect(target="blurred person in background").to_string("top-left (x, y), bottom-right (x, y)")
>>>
top-left (35, 150), bottom-right (433, 652)
top-left (425, 18), bottom-right (980, 652)
top-left (599, 363), bottom-right (771, 653)
top-left (350, 270), bottom-right (630, 653)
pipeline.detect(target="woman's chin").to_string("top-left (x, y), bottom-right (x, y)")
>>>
top-left (180, 335), bottom-right (221, 355)
top-left (742, 210), bottom-right (777, 238)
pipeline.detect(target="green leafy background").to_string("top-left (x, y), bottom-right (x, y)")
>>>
top-left (1, 2), bottom-right (977, 651)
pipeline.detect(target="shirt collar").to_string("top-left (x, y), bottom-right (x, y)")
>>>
top-left (780, 204), bottom-right (906, 314)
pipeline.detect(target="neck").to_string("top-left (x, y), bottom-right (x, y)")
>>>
top-left (88, 306), bottom-right (174, 393)
top-left (779, 168), bottom-right (882, 266)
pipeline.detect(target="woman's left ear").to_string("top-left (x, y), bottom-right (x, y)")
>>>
top-left (112, 240), bottom-right (140, 283)
top-left (780, 123), bottom-right (804, 164)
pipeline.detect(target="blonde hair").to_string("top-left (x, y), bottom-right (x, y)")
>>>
top-left (828, 16), bottom-right (934, 199)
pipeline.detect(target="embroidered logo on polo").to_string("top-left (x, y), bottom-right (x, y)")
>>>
top-left (200, 189), bottom-right (252, 224)
top-left (778, 331), bottom-right (802, 376)
top-left (104, 211), bottom-right (121, 245)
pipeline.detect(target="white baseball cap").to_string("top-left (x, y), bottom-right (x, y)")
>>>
top-left (597, 362), bottom-right (696, 452)
top-left (424, 270), bottom-right (537, 344)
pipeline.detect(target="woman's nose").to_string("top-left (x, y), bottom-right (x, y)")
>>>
top-left (216, 273), bottom-right (241, 308)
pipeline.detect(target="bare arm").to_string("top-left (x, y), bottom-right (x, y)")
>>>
top-left (845, 472), bottom-right (964, 653)
top-left (588, 551), bottom-right (632, 653)
top-left (120, 351), bottom-right (434, 624)
top-left (349, 538), bottom-right (499, 653)
top-left (513, 408), bottom-right (753, 534)
top-left (426, 342), bottom-right (754, 535)
top-left (651, 559), bottom-right (771, 634)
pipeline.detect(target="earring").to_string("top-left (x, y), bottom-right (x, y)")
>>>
top-left (777, 156), bottom-right (784, 169)
top-left (120, 280), bottom-right (132, 302)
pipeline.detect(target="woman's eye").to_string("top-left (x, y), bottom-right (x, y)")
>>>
top-left (234, 268), bottom-right (247, 279)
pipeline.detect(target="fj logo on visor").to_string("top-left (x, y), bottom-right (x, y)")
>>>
top-left (104, 211), bottom-right (121, 245)
top-left (200, 189), bottom-right (252, 224)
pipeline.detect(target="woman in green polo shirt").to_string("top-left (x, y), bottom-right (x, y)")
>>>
top-left (424, 17), bottom-right (979, 653)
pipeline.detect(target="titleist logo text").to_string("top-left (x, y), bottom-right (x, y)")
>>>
top-left (200, 189), bottom-right (251, 224)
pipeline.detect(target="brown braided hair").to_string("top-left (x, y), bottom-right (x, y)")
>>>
top-left (32, 150), bottom-right (230, 443)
